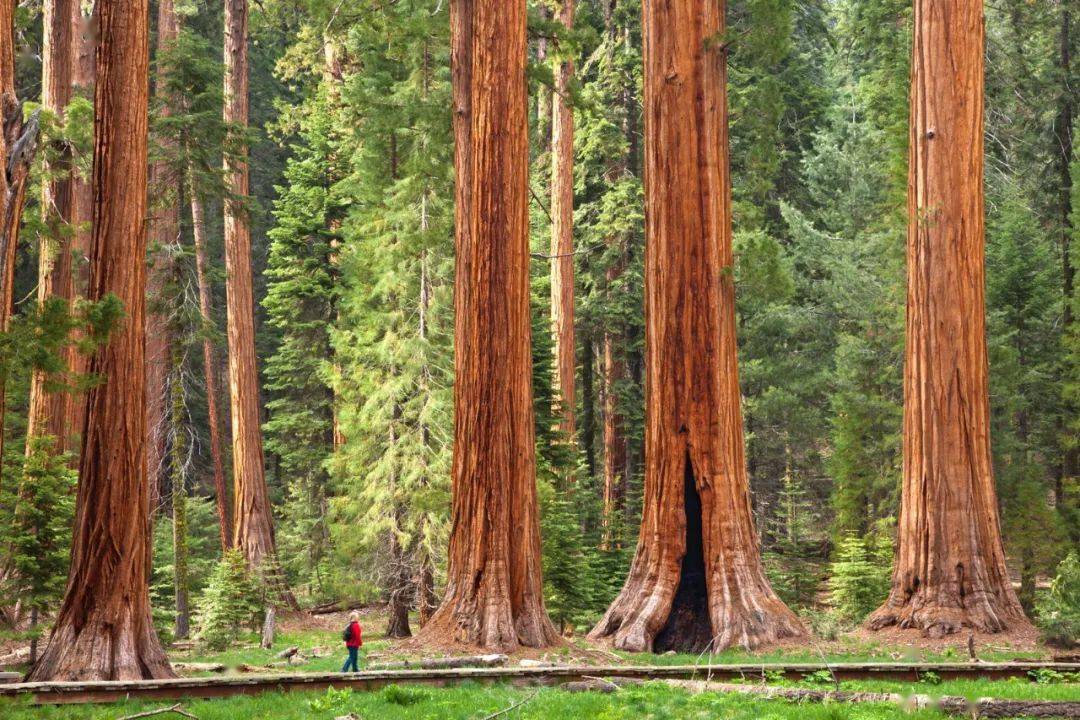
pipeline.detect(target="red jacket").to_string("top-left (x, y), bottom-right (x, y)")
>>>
top-left (345, 621), bottom-right (363, 648)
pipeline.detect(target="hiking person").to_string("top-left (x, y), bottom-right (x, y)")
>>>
top-left (341, 611), bottom-right (363, 672)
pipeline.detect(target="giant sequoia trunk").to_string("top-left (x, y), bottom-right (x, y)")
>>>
top-left (549, 0), bottom-right (576, 447)
top-left (223, 0), bottom-right (289, 602)
top-left (25, 0), bottom-right (77, 453)
top-left (145, 0), bottom-right (181, 517)
top-left (417, 0), bottom-right (557, 651)
top-left (867, 0), bottom-right (1029, 639)
top-left (26, 0), bottom-right (174, 680)
top-left (589, 0), bottom-right (803, 653)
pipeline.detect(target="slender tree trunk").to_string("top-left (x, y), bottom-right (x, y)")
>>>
top-left (169, 344), bottom-right (190, 640)
top-left (386, 461), bottom-right (412, 639)
top-left (589, 0), bottom-right (803, 653)
top-left (601, 0), bottom-right (630, 543)
top-left (417, 0), bottom-right (557, 651)
top-left (224, 0), bottom-right (290, 604)
top-left (187, 163), bottom-right (231, 551)
top-left (0, 1), bottom-right (42, 477)
top-left (26, 0), bottom-right (77, 453)
top-left (26, 0), bottom-right (174, 679)
top-left (146, 0), bottom-right (181, 518)
top-left (1057, 8), bottom-right (1076, 490)
top-left (602, 315), bottom-right (627, 547)
top-left (65, 10), bottom-right (94, 450)
top-left (550, 0), bottom-right (576, 452)
top-left (868, 0), bottom-right (1029, 638)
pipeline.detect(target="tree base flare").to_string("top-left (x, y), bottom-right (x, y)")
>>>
top-left (26, 607), bottom-right (174, 681)
top-left (868, 592), bottom-right (1032, 639)
top-left (416, 591), bottom-right (559, 652)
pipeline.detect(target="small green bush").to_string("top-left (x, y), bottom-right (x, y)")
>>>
top-left (194, 550), bottom-right (263, 650)
top-left (827, 533), bottom-right (892, 624)
top-left (1036, 551), bottom-right (1080, 648)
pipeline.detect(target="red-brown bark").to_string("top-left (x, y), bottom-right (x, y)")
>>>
top-left (64, 9), bottom-right (94, 450)
top-left (145, 0), bottom-right (181, 517)
top-left (549, 0), bottom-right (576, 447)
top-left (25, 0), bottom-right (78, 453)
top-left (416, 0), bottom-right (557, 651)
top-left (188, 165), bottom-right (231, 551)
top-left (867, 0), bottom-right (1029, 638)
top-left (589, 0), bottom-right (803, 653)
top-left (223, 0), bottom-right (290, 603)
top-left (25, 0), bottom-right (174, 680)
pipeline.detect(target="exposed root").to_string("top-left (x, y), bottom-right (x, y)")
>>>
top-left (868, 592), bottom-right (1032, 639)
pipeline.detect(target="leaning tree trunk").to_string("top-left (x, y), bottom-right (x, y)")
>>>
top-left (224, 0), bottom-right (290, 604)
top-left (549, 0), bottom-right (576, 451)
top-left (0, 0), bottom-right (42, 475)
top-left (589, 0), bottom-right (803, 654)
top-left (25, 0), bottom-right (77, 454)
top-left (26, 0), bottom-right (175, 680)
top-left (187, 163), bottom-right (231, 551)
top-left (867, 0), bottom-right (1029, 638)
top-left (145, 0), bottom-right (181, 520)
top-left (416, 0), bottom-right (557, 651)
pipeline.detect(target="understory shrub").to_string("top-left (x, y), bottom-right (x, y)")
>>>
top-left (827, 533), bottom-right (892, 623)
top-left (195, 549), bottom-right (263, 649)
top-left (1037, 551), bottom-right (1080, 648)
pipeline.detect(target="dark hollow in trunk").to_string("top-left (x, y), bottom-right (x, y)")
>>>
top-left (654, 459), bottom-right (711, 654)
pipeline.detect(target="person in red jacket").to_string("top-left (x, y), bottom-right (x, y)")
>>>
top-left (341, 611), bottom-right (363, 672)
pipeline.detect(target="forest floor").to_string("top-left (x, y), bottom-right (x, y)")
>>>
top-left (1, 607), bottom-right (1076, 718)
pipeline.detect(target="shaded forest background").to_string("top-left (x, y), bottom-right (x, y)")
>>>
top-left (1, 0), bottom-right (1078, 641)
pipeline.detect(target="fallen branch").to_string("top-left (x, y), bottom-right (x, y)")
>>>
top-left (481, 688), bottom-right (541, 720)
top-left (115, 704), bottom-right (198, 720)
top-left (666, 680), bottom-right (1080, 719)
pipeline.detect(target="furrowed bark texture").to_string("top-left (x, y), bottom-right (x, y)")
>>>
top-left (64, 9), bottom-right (94, 451)
top-left (224, 0), bottom-right (288, 601)
top-left (550, 0), bottom-right (576, 447)
top-left (868, 0), bottom-right (1028, 638)
top-left (25, 0), bottom-right (77, 452)
top-left (589, 0), bottom-right (803, 653)
top-left (25, 0), bottom-right (175, 680)
top-left (188, 167), bottom-right (231, 551)
top-left (145, 0), bottom-right (181, 516)
top-left (417, 0), bottom-right (557, 651)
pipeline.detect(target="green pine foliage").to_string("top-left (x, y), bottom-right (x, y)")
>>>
top-left (1037, 552), bottom-right (1080, 648)
top-left (195, 550), bottom-right (264, 650)
top-left (827, 532), bottom-right (893, 624)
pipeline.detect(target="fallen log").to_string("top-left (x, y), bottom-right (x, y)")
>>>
top-left (170, 663), bottom-right (226, 674)
top-left (0, 672), bottom-right (22, 684)
top-left (665, 680), bottom-right (1080, 719)
top-left (308, 601), bottom-right (375, 616)
top-left (275, 646), bottom-right (300, 661)
top-left (562, 677), bottom-right (641, 694)
top-left (369, 654), bottom-right (509, 671)
top-left (0, 647), bottom-right (30, 668)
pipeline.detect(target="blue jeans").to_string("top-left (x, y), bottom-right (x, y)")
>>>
top-left (341, 647), bottom-right (359, 672)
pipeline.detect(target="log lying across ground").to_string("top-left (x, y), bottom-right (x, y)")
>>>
top-left (368, 654), bottom-right (509, 671)
top-left (667, 680), bottom-right (1080, 719)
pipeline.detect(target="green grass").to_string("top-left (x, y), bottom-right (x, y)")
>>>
top-left (0, 681), bottom-right (956, 720)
